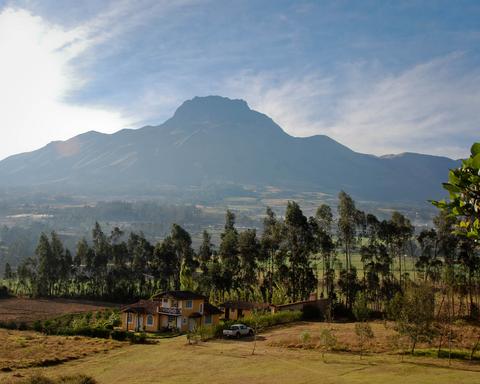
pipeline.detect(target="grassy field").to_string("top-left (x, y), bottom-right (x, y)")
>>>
top-left (0, 298), bottom-right (119, 324)
top-left (3, 322), bottom-right (479, 384)
top-left (0, 328), bottom-right (123, 372)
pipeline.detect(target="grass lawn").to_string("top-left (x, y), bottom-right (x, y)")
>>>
top-left (3, 323), bottom-right (480, 384)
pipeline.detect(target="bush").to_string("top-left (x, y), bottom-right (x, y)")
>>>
top-left (0, 285), bottom-right (10, 299)
top-left (32, 320), bottom-right (42, 332)
top-left (126, 331), bottom-right (147, 344)
top-left (352, 292), bottom-right (371, 322)
top-left (111, 329), bottom-right (127, 341)
top-left (300, 331), bottom-right (311, 344)
top-left (18, 322), bottom-right (28, 331)
top-left (21, 374), bottom-right (97, 384)
top-left (302, 304), bottom-right (324, 321)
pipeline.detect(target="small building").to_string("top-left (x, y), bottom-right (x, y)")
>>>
top-left (270, 298), bottom-right (329, 315)
top-left (218, 301), bottom-right (269, 321)
top-left (121, 290), bottom-right (223, 333)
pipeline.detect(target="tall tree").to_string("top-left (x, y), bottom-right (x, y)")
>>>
top-left (284, 201), bottom-right (316, 302)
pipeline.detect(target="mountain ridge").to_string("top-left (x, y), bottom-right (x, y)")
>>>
top-left (0, 96), bottom-right (458, 202)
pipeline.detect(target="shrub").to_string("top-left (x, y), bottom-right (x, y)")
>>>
top-left (111, 329), bottom-right (127, 341)
top-left (302, 305), bottom-right (323, 321)
top-left (0, 285), bottom-right (10, 299)
top-left (21, 374), bottom-right (97, 384)
top-left (300, 331), bottom-right (311, 345)
top-left (352, 292), bottom-right (371, 322)
top-left (319, 329), bottom-right (337, 358)
top-left (354, 323), bottom-right (374, 356)
top-left (33, 320), bottom-right (43, 332)
top-left (126, 331), bottom-right (147, 344)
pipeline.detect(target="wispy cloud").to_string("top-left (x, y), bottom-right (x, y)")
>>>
top-left (0, 1), bottom-right (200, 160)
top-left (224, 53), bottom-right (480, 159)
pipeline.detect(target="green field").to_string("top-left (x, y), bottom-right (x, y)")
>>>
top-left (5, 323), bottom-right (479, 384)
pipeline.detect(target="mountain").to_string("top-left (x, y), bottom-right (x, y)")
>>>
top-left (0, 96), bottom-right (457, 202)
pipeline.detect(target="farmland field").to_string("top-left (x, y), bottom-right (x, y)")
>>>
top-left (0, 297), bottom-right (119, 324)
top-left (2, 322), bottom-right (479, 384)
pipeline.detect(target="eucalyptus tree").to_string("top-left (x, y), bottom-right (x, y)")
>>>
top-left (284, 201), bottom-right (316, 301)
top-left (237, 229), bottom-right (260, 292)
top-left (261, 207), bottom-right (284, 303)
top-left (337, 191), bottom-right (357, 272)
top-left (219, 210), bottom-right (240, 292)
top-left (312, 204), bottom-right (336, 298)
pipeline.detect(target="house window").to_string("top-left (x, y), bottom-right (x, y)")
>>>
top-left (127, 313), bottom-right (133, 324)
top-left (182, 317), bottom-right (187, 324)
top-left (199, 303), bottom-right (203, 313)
top-left (204, 315), bottom-right (212, 325)
top-left (147, 315), bottom-right (154, 326)
top-left (162, 298), bottom-right (168, 305)
top-left (185, 300), bottom-right (193, 309)
top-left (168, 315), bottom-right (176, 323)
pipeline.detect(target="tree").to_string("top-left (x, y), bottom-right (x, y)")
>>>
top-left (198, 230), bottom-right (214, 274)
top-left (36, 233), bottom-right (55, 296)
top-left (219, 211), bottom-right (239, 292)
top-left (4, 262), bottom-right (13, 280)
top-left (284, 201), bottom-right (316, 302)
top-left (393, 283), bottom-right (436, 354)
top-left (261, 207), bottom-right (283, 303)
top-left (355, 322), bottom-right (374, 357)
top-left (237, 229), bottom-right (260, 290)
top-left (337, 191), bottom-right (357, 272)
top-left (434, 142), bottom-right (480, 241)
top-left (433, 142), bottom-right (480, 317)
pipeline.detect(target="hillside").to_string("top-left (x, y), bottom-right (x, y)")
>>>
top-left (0, 96), bottom-right (457, 202)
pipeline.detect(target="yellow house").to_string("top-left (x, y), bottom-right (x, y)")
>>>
top-left (121, 290), bottom-right (222, 333)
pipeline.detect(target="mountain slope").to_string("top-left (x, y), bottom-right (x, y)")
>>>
top-left (0, 96), bottom-right (457, 202)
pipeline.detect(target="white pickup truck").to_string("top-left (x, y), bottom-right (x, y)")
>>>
top-left (222, 324), bottom-right (254, 338)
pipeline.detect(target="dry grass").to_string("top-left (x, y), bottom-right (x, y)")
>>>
top-left (0, 298), bottom-right (119, 324)
top-left (266, 321), bottom-right (480, 354)
top-left (0, 329), bottom-right (123, 372)
top-left (2, 322), bottom-right (480, 384)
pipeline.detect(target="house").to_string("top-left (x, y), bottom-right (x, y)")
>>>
top-left (121, 290), bottom-right (223, 333)
top-left (218, 300), bottom-right (269, 320)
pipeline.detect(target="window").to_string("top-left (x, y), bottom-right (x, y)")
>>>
top-left (182, 317), bottom-right (187, 324)
top-left (199, 303), bottom-right (204, 313)
top-left (185, 300), bottom-right (193, 309)
top-left (162, 298), bottom-right (168, 304)
top-left (204, 315), bottom-right (212, 325)
top-left (147, 315), bottom-right (154, 326)
top-left (127, 313), bottom-right (133, 323)
top-left (168, 315), bottom-right (176, 323)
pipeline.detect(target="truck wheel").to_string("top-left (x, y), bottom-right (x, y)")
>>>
top-left (236, 332), bottom-right (241, 339)
top-left (249, 330), bottom-right (253, 336)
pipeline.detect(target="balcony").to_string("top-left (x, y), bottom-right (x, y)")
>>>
top-left (158, 306), bottom-right (181, 316)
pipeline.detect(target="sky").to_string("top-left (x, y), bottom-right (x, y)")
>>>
top-left (0, 0), bottom-right (479, 161)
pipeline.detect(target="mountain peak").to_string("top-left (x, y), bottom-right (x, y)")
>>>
top-left (171, 95), bottom-right (251, 123)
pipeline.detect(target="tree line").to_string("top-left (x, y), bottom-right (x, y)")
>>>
top-left (2, 191), bottom-right (478, 318)
top-left (3, 142), bottom-right (480, 319)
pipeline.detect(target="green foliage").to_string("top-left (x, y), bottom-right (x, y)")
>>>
top-left (433, 142), bottom-right (480, 241)
top-left (354, 322), bottom-right (374, 356)
top-left (218, 310), bottom-right (302, 336)
top-left (352, 292), bottom-right (371, 322)
top-left (300, 330), bottom-right (311, 345)
top-left (392, 284), bottom-right (437, 354)
top-left (319, 328), bottom-right (337, 357)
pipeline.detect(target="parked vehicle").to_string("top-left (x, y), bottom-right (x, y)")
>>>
top-left (222, 324), bottom-right (254, 338)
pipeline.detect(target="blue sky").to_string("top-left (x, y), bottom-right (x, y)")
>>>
top-left (0, 0), bottom-right (479, 160)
